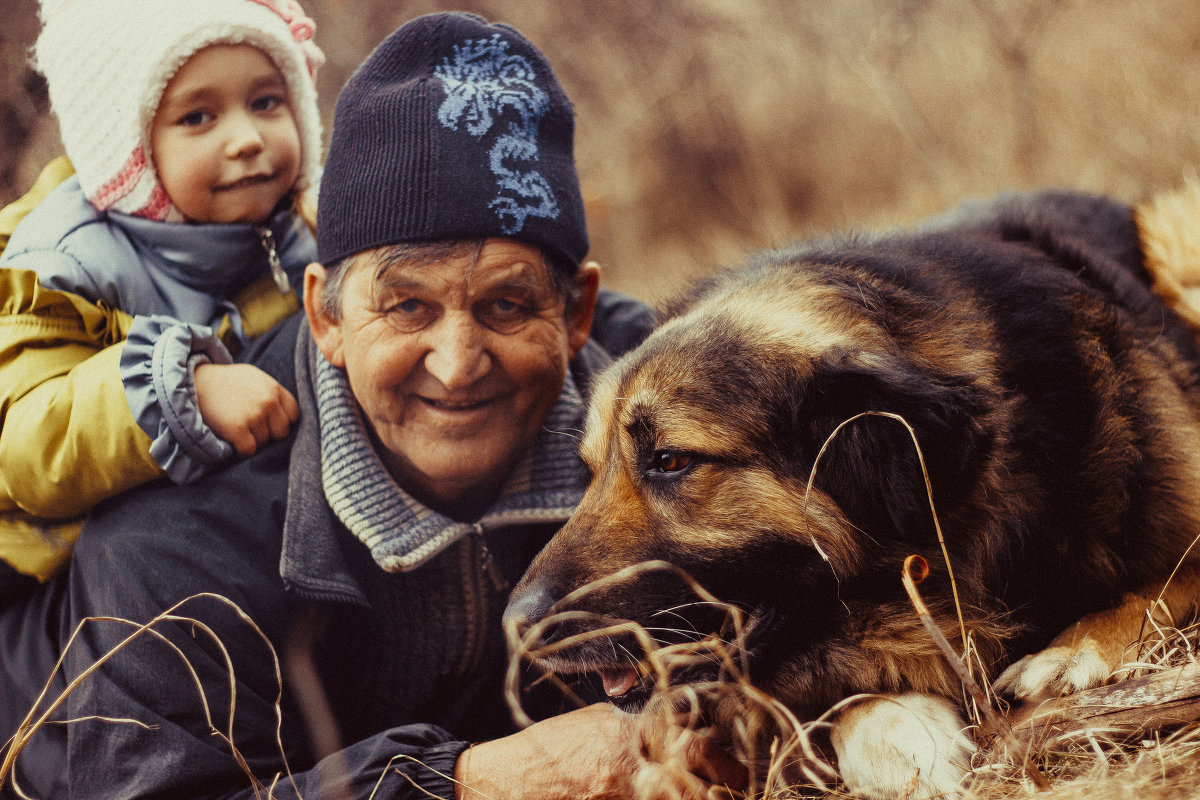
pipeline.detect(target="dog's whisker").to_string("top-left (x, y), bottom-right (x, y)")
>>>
top-left (642, 626), bottom-right (708, 643)
top-left (544, 426), bottom-right (583, 441)
top-left (652, 600), bottom-right (740, 619)
top-left (615, 642), bottom-right (643, 670)
top-left (646, 609), bottom-right (702, 631)
top-left (649, 637), bottom-right (737, 664)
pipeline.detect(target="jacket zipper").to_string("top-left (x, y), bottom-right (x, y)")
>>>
top-left (256, 225), bottom-right (291, 293)
top-left (477, 523), bottom-right (509, 593)
top-left (455, 524), bottom-right (509, 680)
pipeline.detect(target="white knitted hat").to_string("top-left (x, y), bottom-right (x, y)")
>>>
top-left (35, 0), bottom-right (324, 221)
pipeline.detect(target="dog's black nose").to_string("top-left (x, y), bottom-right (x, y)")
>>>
top-left (502, 583), bottom-right (558, 635)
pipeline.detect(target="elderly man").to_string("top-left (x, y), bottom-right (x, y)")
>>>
top-left (0, 13), bottom-right (742, 799)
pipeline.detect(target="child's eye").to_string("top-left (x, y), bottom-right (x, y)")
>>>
top-left (178, 110), bottom-right (213, 127)
top-left (251, 94), bottom-right (286, 113)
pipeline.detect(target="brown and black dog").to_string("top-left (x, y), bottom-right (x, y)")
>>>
top-left (504, 189), bottom-right (1200, 798)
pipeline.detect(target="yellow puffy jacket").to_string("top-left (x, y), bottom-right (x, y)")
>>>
top-left (0, 158), bottom-right (303, 581)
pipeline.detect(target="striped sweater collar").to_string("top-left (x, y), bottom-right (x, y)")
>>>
top-left (312, 346), bottom-right (590, 572)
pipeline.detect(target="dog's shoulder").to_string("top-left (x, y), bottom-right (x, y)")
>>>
top-left (915, 190), bottom-right (1137, 265)
top-left (681, 190), bottom-right (1147, 305)
top-left (911, 190), bottom-right (1179, 326)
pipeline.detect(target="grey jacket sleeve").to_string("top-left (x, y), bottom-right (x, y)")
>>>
top-left (120, 314), bottom-right (236, 484)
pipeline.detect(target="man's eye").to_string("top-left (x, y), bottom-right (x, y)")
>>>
top-left (491, 298), bottom-right (524, 316)
top-left (648, 450), bottom-right (693, 475)
top-left (383, 298), bottom-right (436, 331)
top-left (479, 298), bottom-right (531, 331)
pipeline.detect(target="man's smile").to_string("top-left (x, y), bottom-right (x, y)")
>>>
top-left (418, 395), bottom-right (496, 412)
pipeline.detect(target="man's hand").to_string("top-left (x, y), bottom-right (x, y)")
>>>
top-left (194, 362), bottom-right (299, 456)
top-left (454, 703), bottom-right (747, 800)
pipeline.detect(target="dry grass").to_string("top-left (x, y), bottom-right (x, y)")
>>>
top-left (506, 565), bottom-right (1200, 800)
top-left (0, 593), bottom-right (302, 800)
top-left (2, 571), bottom-right (1195, 798)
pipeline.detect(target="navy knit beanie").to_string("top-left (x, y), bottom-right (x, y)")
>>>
top-left (317, 12), bottom-right (588, 274)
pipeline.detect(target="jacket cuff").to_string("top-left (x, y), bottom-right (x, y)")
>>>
top-left (120, 315), bottom-right (235, 484)
top-left (300, 727), bottom-right (471, 799)
top-left (400, 738), bottom-right (472, 799)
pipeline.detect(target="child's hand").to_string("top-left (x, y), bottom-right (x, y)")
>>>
top-left (194, 363), bottom-right (300, 457)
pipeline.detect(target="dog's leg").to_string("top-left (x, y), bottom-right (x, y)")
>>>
top-left (830, 693), bottom-right (973, 800)
top-left (995, 564), bottom-right (1200, 702)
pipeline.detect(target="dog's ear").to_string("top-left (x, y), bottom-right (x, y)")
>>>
top-left (789, 354), bottom-right (989, 545)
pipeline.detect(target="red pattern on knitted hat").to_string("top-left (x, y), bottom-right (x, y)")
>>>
top-left (247, 0), bottom-right (320, 75)
top-left (135, 184), bottom-right (172, 221)
top-left (91, 145), bottom-right (148, 210)
top-left (246, 0), bottom-right (313, 40)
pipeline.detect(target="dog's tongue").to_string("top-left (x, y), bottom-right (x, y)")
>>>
top-left (601, 667), bottom-right (639, 697)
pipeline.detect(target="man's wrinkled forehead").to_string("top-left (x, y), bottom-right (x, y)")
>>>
top-left (350, 241), bottom-right (480, 282)
top-left (349, 240), bottom-right (555, 296)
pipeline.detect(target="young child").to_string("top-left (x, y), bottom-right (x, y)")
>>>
top-left (0, 0), bottom-right (325, 589)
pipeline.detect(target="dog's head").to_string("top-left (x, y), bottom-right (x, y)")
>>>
top-left (506, 248), bottom-right (1005, 715)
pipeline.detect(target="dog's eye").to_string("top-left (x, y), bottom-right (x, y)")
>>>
top-left (648, 450), bottom-right (693, 475)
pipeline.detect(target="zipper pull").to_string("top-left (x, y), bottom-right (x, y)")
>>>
top-left (474, 525), bottom-right (509, 592)
top-left (257, 225), bottom-right (291, 294)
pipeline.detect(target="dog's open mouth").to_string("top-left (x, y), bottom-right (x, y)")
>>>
top-left (597, 664), bottom-right (655, 711)
top-left (531, 606), bottom-right (776, 713)
top-left (531, 644), bottom-right (666, 711)
top-left (601, 666), bottom-right (640, 697)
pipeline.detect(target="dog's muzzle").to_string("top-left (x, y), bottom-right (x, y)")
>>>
top-left (502, 582), bottom-right (557, 635)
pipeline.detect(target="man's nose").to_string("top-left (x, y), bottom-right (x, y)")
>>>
top-left (225, 113), bottom-right (266, 159)
top-left (423, 314), bottom-right (491, 389)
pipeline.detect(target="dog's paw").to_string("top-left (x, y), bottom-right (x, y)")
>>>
top-left (993, 640), bottom-right (1110, 702)
top-left (831, 693), bottom-right (972, 800)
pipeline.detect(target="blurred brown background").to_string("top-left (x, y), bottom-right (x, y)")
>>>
top-left (4, 0), bottom-right (1200, 302)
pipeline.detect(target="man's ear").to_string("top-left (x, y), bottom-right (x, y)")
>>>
top-left (303, 261), bottom-right (345, 367)
top-left (567, 260), bottom-right (601, 358)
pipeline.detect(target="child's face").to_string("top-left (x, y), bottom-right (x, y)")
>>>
top-left (151, 44), bottom-right (301, 224)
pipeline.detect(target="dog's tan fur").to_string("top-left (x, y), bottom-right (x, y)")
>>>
top-left (1138, 176), bottom-right (1200, 333)
top-left (506, 190), bottom-right (1200, 798)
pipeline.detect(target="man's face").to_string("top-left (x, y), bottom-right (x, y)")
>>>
top-left (306, 239), bottom-right (597, 515)
top-left (150, 43), bottom-right (301, 224)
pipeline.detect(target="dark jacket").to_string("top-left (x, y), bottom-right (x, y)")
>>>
top-left (0, 288), bottom-right (655, 799)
